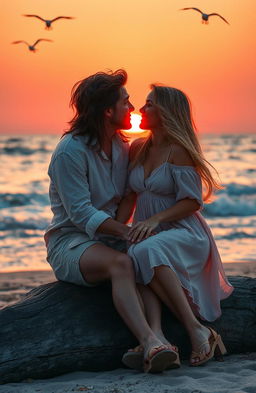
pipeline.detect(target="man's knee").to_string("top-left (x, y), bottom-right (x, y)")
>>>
top-left (109, 253), bottom-right (134, 278)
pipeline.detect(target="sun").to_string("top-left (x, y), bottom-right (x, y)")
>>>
top-left (128, 113), bottom-right (143, 133)
top-left (123, 113), bottom-right (149, 138)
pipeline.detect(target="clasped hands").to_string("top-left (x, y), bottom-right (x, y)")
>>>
top-left (126, 216), bottom-right (160, 243)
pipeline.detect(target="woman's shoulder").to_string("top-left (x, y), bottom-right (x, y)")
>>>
top-left (169, 144), bottom-right (194, 167)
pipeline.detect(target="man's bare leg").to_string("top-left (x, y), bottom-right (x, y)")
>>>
top-left (137, 284), bottom-right (179, 346)
top-left (128, 285), bottom-right (179, 358)
top-left (79, 244), bottom-right (175, 368)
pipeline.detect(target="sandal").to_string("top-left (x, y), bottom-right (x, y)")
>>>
top-left (122, 344), bottom-right (180, 371)
top-left (122, 345), bottom-right (144, 371)
top-left (144, 344), bottom-right (178, 373)
top-left (165, 345), bottom-right (181, 369)
top-left (190, 327), bottom-right (227, 367)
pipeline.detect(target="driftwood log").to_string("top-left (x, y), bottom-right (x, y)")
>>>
top-left (0, 276), bottom-right (256, 383)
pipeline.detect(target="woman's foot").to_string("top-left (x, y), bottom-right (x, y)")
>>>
top-left (190, 325), bottom-right (211, 365)
top-left (190, 326), bottom-right (227, 366)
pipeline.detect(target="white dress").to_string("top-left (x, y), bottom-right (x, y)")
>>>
top-left (127, 162), bottom-right (234, 321)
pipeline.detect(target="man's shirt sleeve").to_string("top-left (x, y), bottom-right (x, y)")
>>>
top-left (50, 152), bottom-right (111, 239)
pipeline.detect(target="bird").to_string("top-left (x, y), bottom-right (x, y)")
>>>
top-left (12, 39), bottom-right (53, 52)
top-left (180, 8), bottom-right (229, 25)
top-left (22, 15), bottom-right (75, 30)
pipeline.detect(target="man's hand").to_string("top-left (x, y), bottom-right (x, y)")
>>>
top-left (128, 216), bottom-right (160, 243)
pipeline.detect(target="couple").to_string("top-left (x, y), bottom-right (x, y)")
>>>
top-left (44, 69), bottom-right (233, 373)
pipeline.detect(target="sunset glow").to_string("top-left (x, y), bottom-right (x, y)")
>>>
top-left (1, 0), bottom-right (255, 135)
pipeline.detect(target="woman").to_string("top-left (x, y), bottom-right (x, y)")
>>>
top-left (117, 85), bottom-right (234, 369)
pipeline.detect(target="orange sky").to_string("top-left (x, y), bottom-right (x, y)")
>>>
top-left (1, 0), bottom-right (256, 135)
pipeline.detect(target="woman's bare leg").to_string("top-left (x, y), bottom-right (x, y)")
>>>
top-left (137, 285), bottom-right (162, 332)
top-left (137, 284), bottom-right (177, 344)
top-left (148, 266), bottom-right (211, 363)
top-left (79, 244), bottom-right (174, 364)
top-left (138, 283), bottom-right (182, 324)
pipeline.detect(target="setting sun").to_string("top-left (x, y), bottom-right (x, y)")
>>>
top-left (129, 113), bottom-right (142, 133)
top-left (124, 113), bottom-right (150, 138)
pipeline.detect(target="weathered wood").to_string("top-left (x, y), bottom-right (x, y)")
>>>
top-left (0, 276), bottom-right (255, 383)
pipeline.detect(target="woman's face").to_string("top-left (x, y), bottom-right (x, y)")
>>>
top-left (139, 91), bottom-right (160, 130)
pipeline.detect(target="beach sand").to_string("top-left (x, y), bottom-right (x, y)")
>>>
top-left (1, 353), bottom-right (256, 393)
top-left (1, 262), bottom-right (256, 392)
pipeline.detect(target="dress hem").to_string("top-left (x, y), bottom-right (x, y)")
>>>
top-left (134, 259), bottom-right (223, 322)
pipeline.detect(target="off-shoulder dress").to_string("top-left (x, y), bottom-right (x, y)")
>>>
top-left (127, 162), bottom-right (233, 321)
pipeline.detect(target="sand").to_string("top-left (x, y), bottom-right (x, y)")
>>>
top-left (0, 270), bottom-right (56, 309)
top-left (1, 353), bottom-right (256, 393)
top-left (1, 262), bottom-right (256, 392)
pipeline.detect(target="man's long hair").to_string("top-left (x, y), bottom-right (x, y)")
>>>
top-left (63, 69), bottom-right (128, 148)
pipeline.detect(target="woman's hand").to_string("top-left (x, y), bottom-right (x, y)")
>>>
top-left (128, 216), bottom-right (160, 243)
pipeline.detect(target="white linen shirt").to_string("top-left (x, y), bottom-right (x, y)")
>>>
top-left (45, 132), bottom-right (129, 243)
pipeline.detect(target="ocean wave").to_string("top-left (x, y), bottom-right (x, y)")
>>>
top-left (0, 217), bottom-right (49, 231)
top-left (0, 193), bottom-right (49, 208)
top-left (203, 194), bottom-right (256, 217)
top-left (1, 146), bottom-right (50, 155)
top-left (241, 148), bottom-right (256, 153)
top-left (219, 183), bottom-right (256, 196)
top-left (208, 217), bottom-right (256, 228)
top-left (0, 229), bottom-right (42, 240)
top-left (5, 137), bottom-right (23, 143)
top-left (215, 231), bottom-right (256, 240)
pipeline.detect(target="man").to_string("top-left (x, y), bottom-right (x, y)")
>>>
top-left (44, 69), bottom-right (176, 373)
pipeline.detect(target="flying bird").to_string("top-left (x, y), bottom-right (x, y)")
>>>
top-left (12, 39), bottom-right (53, 52)
top-left (180, 8), bottom-right (229, 25)
top-left (22, 15), bottom-right (75, 30)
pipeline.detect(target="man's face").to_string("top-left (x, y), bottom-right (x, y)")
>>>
top-left (110, 87), bottom-right (134, 130)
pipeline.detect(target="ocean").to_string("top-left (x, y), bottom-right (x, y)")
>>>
top-left (0, 133), bottom-right (255, 272)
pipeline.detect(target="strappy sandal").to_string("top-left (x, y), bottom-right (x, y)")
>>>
top-left (190, 327), bottom-right (227, 367)
top-left (144, 344), bottom-right (178, 373)
top-left (122, 344), bottom-right (181, 371)
top-left (122, 345), bottom-right (144, 371)
top-left (165, 345), bottom-right (181, 369)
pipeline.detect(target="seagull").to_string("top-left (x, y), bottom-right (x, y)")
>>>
top-left (12, 39), bottom-right (53, 52)
top-left (180, 8), bottom-right (229, 25)
top-left (22, 15), bottom-right (75, 30)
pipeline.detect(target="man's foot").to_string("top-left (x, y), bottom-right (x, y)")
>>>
top-left (122, 334), bottom-right (180, 371)
top-left (153, 331), bottom-right (180, 369)
top-left (122, 345), bottom-right (144, 371)
top-left (155, 332), bottom-right (179, 353)
top-left (143, 342), bottom-right (178, 373)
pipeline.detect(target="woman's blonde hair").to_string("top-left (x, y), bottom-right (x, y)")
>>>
top-left (133, 85), bottom-right (222, 202)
